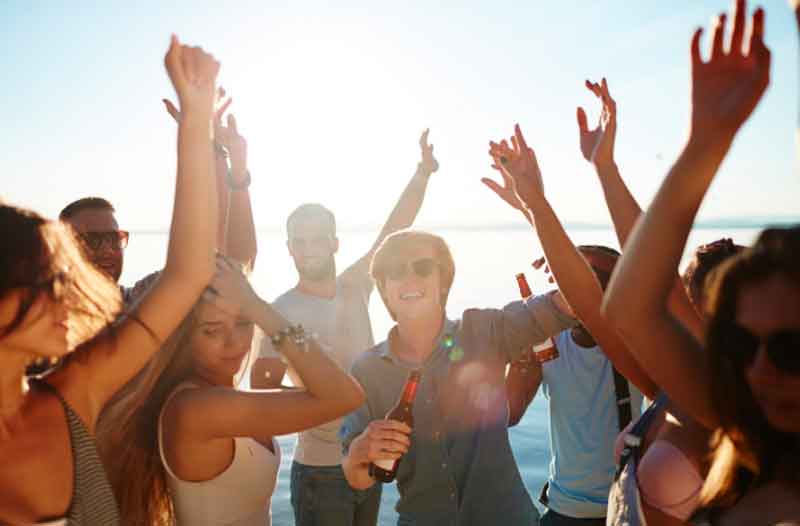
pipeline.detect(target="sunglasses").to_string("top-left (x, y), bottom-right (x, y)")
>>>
top-left (79, 230), bottom-right (129, 252)
top-left (384, 258), bottom-right (440, 281)
top-left (722, 321), bottom-right (800, 375)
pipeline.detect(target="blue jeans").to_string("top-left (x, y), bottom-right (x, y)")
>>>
top-left (291, 461), bottom-right (382, 526)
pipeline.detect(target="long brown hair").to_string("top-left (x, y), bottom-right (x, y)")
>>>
top-left (96, 304), bottom-right (200, 526)
top-left (0, 203), bottom-right (120, 353)
top-left (700, 225), bottom-right (800, 507)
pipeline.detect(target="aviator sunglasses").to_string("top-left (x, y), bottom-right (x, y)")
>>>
top-left (384, 257), bottom-right (440, 281)
top-left (79, 230), bottom-right (130, 252)
top-left (721, 321), bottom-right (800, 375)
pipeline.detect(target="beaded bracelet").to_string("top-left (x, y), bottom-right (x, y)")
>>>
top-left (270, 324), bottom-right (316, 353)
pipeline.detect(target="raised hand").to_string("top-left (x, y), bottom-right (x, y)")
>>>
top-left (164, 35), bottom-right (220, 118)
top-left (577, 78), bottom-right (617, 170)
top-left (419, 129), bottom-right (439, 175)
top-left (205, 256), bottom-right (259, 317)
top-left (689, 0), bottom-right (770, 145)
top-left (483, 124), bottom-right (545, 212)
top-left (215, 113), bottom-right (248, 174)
top-left (162, 86), bottom-right (232, 124)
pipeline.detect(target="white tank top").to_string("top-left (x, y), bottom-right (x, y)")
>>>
top-left (158, 383), bottom-right (281, 526)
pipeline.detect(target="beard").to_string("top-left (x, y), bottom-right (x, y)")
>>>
top-left (296, 256), bottom-right (336, 282)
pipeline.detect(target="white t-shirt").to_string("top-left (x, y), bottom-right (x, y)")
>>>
top-left (259, 264), bottom-right (374, 466)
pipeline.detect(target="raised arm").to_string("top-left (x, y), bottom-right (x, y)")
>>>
top-left (216, 112), bottom-right (257, 269)
top-left (166, 263), bottom-right (365, 441)
top-left (603, 0), bottom-right (770, 427)
top-left (578, 78), bottom-right (703, 340)
top-left (64, 38), bottom-right (221, 426)
top-left (484, 125), bottom-right (658, 397)
top-left (344, 129), bottom-right (438, 279)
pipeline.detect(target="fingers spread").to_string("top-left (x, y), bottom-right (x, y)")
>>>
top-left (710, 13), bottom-right (727, 61)
top-left (691, 27), bottom-right (704, 66)
top-left (729, 0), bottom-right (745, 55)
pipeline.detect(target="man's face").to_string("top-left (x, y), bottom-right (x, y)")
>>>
top-left (65, 208), bottom-right (125, 282)
top-left (287, 219), bottom-right (338, 282)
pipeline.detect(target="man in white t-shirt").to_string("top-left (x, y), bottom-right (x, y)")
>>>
top-left (251, 130), bottom-right (439, 526)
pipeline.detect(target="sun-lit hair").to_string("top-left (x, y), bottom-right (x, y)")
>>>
top-left (286, 203), bottom-right (336, 239)
top-left (97, 257), bottom-right (253, 526)
top-left (370, 229), bottom-right (456, 321)
top-left (682, 238), bottom-right (744, 314)
top-left (700, 225), bottom-right (800, 508)
top-left (0, 203), bottom-right (121, 351)
top-left (577, 244), bottom-right (620, 290)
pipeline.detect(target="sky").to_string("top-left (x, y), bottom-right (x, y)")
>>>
top-left (1, 0), bottom-right (798, 232)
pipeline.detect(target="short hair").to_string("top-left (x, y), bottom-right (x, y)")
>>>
top-left (577, 244), bottom-right (620, 290)
top-left (370, 230), bottom-right (456, 321)
top-left (286, 203), bottom-right (336, 239)
top-left (682, 238), bottom-right (744, 310)
top-left (60, 197), bottom-right (115, 221)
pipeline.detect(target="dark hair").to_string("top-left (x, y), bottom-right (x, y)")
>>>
top-left (700, 225), bottom-right (800, 507)
top-left (59, 197), bottom-right (116, 221)
top-left (0, 203), bottom-right (121, 349)
top-left (286, 203), bottom-right (336, 239)
top-left (577, 244), bottom-right (620, 290)
top-left (683, 238), bottom-right (744, 312)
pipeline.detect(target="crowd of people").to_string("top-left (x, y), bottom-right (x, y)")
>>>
top-left (1, 0), bottom-right (798, 525)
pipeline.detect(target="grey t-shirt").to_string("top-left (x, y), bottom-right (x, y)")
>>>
top-left (259, 263), bottom-right (374, 466)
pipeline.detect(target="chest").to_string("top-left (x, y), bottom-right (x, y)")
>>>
top-left (0, 396), bottom-right (73, 524)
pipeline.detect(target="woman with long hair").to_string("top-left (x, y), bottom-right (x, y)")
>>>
top-left (98, 258), bottom-right (365, 526)
top-left (605, 1), bottom-right (800, 522)
top-left (0, 37), bottom-right (220, 524)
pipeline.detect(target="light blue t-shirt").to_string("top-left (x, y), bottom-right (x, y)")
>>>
top-left (540, 330), bottom-right (644, 519)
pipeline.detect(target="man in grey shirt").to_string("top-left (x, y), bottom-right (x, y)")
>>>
top-left (251, 130), bottom-right (440, 526)
top-left (340, 230), bottom-right (577, 526)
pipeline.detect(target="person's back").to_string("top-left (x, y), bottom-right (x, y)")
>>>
top-left (540, 329), bottom-right (644, 523)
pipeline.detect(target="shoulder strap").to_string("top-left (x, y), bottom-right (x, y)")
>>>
top-left (614, 393), bottom-right (668, 481)
top-left (612, 366), bottom-right (633, 431)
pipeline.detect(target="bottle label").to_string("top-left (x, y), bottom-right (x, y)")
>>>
top-left (374, 458), bottom-right (395, 471)
top-left (533, 339), bottom-right (559, 363)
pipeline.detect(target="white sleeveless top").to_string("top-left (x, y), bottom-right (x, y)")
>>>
top-left (158, 383), bottom-right (281, 526)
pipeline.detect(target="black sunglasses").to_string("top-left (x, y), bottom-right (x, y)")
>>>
top-left (722, 321), bottom-right (800, 375)
top-left (384, 258), bottom-right (440, 281)
top-left (79, 230), bottom-right (129, 251)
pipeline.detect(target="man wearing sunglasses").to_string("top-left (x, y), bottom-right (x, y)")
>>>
top-left (59, 197), bottom-right (159, 306)
top-left (251, 130), bottom-right (439, 526)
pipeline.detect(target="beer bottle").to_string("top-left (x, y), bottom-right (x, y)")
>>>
top-left (371, 369), bottom-right (422, 482)
top-left (515, 273), bottom-right (558, 363)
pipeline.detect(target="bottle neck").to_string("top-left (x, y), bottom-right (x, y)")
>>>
top-left (401, 377), bottom-right (420, 403)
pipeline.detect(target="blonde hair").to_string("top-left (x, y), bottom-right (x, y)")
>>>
top-left (370, 230), bottom-right (455, 321)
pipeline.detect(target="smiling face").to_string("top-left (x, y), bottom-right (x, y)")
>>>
top-left (65, 208), bottom-right (124, 282)
top-left (189, 300), bottom-right (255, 384)
top-left (738, 273), bottom-right (800, 433)
top-left (381, 242), bottom-right (445, 323)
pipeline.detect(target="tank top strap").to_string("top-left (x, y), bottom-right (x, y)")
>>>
top-left (158, 382), bottom-right (200, 481)
top-left (615, 392), bottom-right (668, 481)
top-left (31, 379), bottom-right (121, 526)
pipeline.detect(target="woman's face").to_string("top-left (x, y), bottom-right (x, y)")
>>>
top-left (0, 280), bottom-right (70, 360)
top-left (383, 242), bottom-right (445, 323)
top-left (738, 273), bottom-right (800, 433)
top-left (189, 300), bottom-right (255, 383)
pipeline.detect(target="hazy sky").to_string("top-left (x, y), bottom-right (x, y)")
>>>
top-left (2, 1), bottom-right (798, 231)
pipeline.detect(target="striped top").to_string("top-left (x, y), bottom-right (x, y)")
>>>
top-left (34, 381), bottom-right (121, 526)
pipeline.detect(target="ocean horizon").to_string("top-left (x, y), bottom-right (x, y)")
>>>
top-left (120, 224), bottom-right (773, 525)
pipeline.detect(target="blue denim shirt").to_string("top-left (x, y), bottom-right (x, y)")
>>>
top-left (340, 294), bottom-right (577, 526)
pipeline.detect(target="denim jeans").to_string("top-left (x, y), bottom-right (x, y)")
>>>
top-left (540, 509), bottom-right (605, 526)
top-left (291, 461), bottom-right (382, 526)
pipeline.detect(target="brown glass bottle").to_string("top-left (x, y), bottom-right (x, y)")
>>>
top-left (371, 369), bottom-right (422, 483)
top-left (515, 273), bottom-right (558, 363)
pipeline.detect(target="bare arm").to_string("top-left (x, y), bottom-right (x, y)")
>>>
top-left (169, 264), bottom-right (365, 441)
top-left (577, 78), bottom-right (703, 341)
top-left (485, 126), bottom-right (658, 397)
top-left (603, 2), bottom-right (770, 428)
top-left (345, 129), bottom-right (438, 279)
top-left (218, 113), bottom-right (257, 269)
top-left (71, 39), bottom-right (221, 426)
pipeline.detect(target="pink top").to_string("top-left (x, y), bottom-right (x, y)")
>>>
top-left (614, 421), bottom-right (704, 521)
